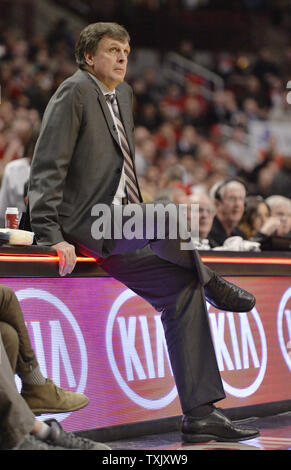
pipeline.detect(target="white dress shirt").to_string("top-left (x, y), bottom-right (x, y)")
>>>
top-left (0, 158), bottom-right (30, 227)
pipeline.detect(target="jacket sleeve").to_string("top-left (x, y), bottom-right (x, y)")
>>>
top-left (28, 81), bottom-right (83, 246)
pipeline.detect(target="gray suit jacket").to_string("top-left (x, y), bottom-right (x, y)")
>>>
top-left (28, 69), bottom-right (142, 256)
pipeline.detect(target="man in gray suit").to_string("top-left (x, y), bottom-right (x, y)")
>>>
top-left (28, 22), bottom-right (259, 443)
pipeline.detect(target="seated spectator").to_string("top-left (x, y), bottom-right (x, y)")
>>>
top-left (135, 134), bottom-right (158, 177)
top-left (181, 96), bottom-right (206, 131)
top-left (134, 126), bottom-right (152, 176)
top-left (0, 117), bottom-right (32, 180)
top-left (0, 126), bottom-right (39, 227)
top-left (0, 329), bottom-right (109, 450)
top-left (154, 121), bottom-right (177, 153)
top-left (176, 125), bottom-right (199, 157)
top-left (159, 83), bottom-right (185, 119)
top-left (239, 195), bottom-right (281, 242)
top-left (225, 126), bottom-right (256, 172)
top-left (181, 156), bottom-right (208, 192)
top-left (208, 179), bottom-right (246, 246)
top-left (187, 192), bottom-right (260, 252)
top-left (187, 193), bottom-right (217, 249)
top-left (138, 165), bottom-right (161, 201)
top-left (269, 159), bottom-right (291, 199)
top-left (265, 195), bottom-right (291, 238)
top-left (252, 47), bottom-right (280, 86)
top-left (136, 102), bottom-right (161, 131)
top-left (155, 187), bottom-right (187, 204)
top-left (158, 163), bottom-right (188, 191)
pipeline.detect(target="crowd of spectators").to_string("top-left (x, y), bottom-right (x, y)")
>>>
top-left (0, 17), bottom-right (291, 250)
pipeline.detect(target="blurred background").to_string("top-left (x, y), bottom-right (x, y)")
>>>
top-left (0, 0), bottom-right (291, 244)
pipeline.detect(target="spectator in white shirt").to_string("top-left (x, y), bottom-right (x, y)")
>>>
top-left (0, 128), bottom-right (39, 227)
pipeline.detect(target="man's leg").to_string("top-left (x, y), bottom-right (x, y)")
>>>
top-left (102, 246), bottom-right (260, 442)
top-left (0, 286), bottom-right (38, 375)
top-left (0, 332), bottom-right (35, 450)
top-left (102, 246), bottom-right (225, 412)
top-left (0, 332), bottom-right (110, 450)
top-left (0, 322), bottom-right (19, 373)
top-left (97, 202), bottom-right (255, 313)
top-left (99, 202), bottom-right (213, 284)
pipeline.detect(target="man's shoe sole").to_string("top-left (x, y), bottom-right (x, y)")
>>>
top-left (207, 297), bottom-right (256, 313)
top-left (32, 399), bottom-right (89, 415)
top-left (182, 430), bottom-right (260, 443)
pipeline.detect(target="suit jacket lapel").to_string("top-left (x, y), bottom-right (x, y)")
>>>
top-left (86, 72), bottom-right (121, 148)
top-left (98, 93), bottom-right (122, 149)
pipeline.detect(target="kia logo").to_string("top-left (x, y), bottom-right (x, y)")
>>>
top-left (207, 304), bottom-right (267, 398)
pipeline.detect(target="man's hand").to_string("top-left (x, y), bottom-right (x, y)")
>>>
top-left (260, 216), bottom-right (281, 236)
top-left (51, 241), bottom-right (77, 276)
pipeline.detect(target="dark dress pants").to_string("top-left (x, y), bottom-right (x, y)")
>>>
top-left (98, 203), bottom-right (226, 413)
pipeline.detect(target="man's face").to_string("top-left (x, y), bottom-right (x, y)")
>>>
top-left (198, 202), bottom-right (215, 239)
top-left (188, 195), bottom-right (215, 239)
top-left (217, 186), bottom-right (245, 227)
top-left (85, 35), bottom-right (130, 90)
top-left (271, 203), bottom-right (291, 236)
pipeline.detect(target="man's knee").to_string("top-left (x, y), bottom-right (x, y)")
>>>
top-left (0, 321), bottom-right (19, 372)
top-left (0, 285), bottom-right (16, 305)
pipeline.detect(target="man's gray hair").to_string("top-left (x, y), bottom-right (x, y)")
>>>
top-left (265, 195), bottom-right (291, 210)
top-left (209, 179), bottom-right (246, 201)
top-left (219, 180), bottom-right (246, 199)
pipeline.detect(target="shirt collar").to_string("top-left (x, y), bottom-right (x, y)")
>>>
top-left (88, 72), bottom-right (115, 96)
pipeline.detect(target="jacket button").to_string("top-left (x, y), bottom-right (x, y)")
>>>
top-left (116, 168), bottom-right (122, 173)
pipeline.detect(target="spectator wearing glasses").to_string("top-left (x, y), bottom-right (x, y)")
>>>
top-left (187, 192), bottom-right (218, 249)
top-left (208, 179), bottom-right (247, 247)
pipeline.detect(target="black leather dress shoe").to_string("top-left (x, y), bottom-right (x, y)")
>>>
top-left (182, 408), bottom-right (260, 443)
top-left (204, 273), bottom-right (256, 313)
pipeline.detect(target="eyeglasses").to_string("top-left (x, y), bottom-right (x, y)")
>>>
top-left (223, 196), bottom-right (245, 203)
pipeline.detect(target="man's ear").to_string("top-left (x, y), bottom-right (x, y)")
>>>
top-left (84, 52), bottom-right (94, 66)
top-left (214, 199), bottom-right (220, 210)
